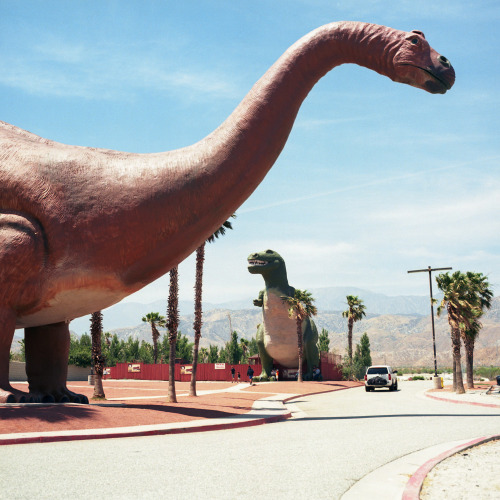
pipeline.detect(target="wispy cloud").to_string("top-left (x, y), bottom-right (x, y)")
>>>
top-left (0, 37), bottom-right (240, 101)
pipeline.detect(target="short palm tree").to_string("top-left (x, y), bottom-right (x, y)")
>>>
top-left (90, 311), bottom-right (105, 399)
top-left (190, 215), bottom-right (235, 397)
top-left (198, 347), bottom-right (209, 363)
top-left (240, 338), bottom-right (250, 363)
top-left (167, 266), bottom-right (179, 403)
top-left (281, 289), bottom-right (317, 382)
top-left (142, 312), bottom-right (166, 364)
top-left (436, 271), bottom-right (491, 393)
top-left (342, 295), bottom-right (366, 362)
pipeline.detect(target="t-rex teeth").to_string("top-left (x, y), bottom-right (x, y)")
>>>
top-left (249, 260), bottom-right (267, 266)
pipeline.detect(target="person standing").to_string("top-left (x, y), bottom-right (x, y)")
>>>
top-left (247, 365), bottom-right (254, 385)
top-left (231, 365), bottom-right (235, 383)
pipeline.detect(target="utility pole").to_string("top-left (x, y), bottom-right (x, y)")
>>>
top-left (408, 266), bottom-right (452, 381)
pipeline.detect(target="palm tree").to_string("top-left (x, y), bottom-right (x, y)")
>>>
top-left (281, 289), bottom-right (317, 382)
top-left (342, 295), bottom-right (366, 362)
top-left (459, 272), bottom-right (492, 388)
top-left (167, 266), bottom-right (179, 403)
top-left (90, 311), bottom-right (105, 399)
top-left (198, 347), bottom-right (209, 363)
top-left (435, 271), bottom-right (491, 393)
top-left (240, 338), bottom-right (250, 363)
top-left (189, 215), bottom-right (235, 397)
top-left (142, 312), bottom-right (166, 364)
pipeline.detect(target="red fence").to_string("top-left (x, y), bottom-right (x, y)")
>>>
top-left (320, 352), bottom-right (343, 380)
top-left (104, 363), bottom-right (262, 382)
top-left (104, 356), bottom-right (343, 382)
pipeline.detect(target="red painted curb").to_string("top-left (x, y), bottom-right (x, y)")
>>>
top-left (0, 411), bottom-right (292, 446)
top-left (402, 435), bottom-right (500, 500)
top-left (425, 391), bottom-right (500, 408)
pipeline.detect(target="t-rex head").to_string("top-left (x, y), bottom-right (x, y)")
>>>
top-left (247, 249), bottom-right (285, 276)
top-left (391, 29), bottom-right (455, 94)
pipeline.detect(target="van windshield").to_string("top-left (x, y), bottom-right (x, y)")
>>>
top-left (367, 367), bottom-right (388, 375)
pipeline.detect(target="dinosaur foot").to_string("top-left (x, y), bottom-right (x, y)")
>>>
top-left (0, 387), bottom-right (29, 404)
top-left (28, 387), bottom-right (89, 404)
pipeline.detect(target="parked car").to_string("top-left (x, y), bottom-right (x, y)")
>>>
top-left (364, 365), bottom-right (398, 392)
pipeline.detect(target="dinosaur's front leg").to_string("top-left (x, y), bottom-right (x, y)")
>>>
top-left (25, 321), bottom-right (89, 404)
top-left (0, 308), bottom-right (29, 403)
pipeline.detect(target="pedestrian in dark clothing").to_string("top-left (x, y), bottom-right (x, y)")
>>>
top-left (247, 366), bottom-right (254, 385)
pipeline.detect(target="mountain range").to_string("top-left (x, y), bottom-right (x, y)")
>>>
top-left (12, 287), bottom-right (499, 368)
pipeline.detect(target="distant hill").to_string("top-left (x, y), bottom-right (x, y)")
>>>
top-left (67, 286), bottom-right (435, 335)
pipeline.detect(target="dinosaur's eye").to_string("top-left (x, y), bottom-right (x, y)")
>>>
top-left (411, 38), bottom-right (419, 45)
top-left (266, 249), bottom-right (273, 254)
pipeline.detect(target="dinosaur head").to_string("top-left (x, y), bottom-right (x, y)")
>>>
top-left (391, 29), bottom-right (455, 94)
top-left (247, 249), bottom-right (285, 276)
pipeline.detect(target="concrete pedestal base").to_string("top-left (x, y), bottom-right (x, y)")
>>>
top-left (433, 375), bottom-right (443, 389)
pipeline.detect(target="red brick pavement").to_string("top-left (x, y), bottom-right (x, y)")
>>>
top-left (1, 380), bottom-right (361, 435)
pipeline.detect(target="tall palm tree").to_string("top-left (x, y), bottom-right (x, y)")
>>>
top-left (342, 295), bottom-right (366, 362)
top-left (459, 272), bottom-right (492, 388)
top-left (90, 311), bottom-right (105, 399)
top-left (281, 289), bottom-right (317, 382)
top-left (190, 216), bottom-right (235, 397)
top-left (167, 266), bottom-right (179, 403)
top-left (435, 271), bottom-right (491, 393)
top-left (142, 312), bottom-right (166, 364)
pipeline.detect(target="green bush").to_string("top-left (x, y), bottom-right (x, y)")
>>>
top-left (474, 366), bottom-right (499, 380)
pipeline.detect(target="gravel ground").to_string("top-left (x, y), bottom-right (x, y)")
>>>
top-left (420, 439), bottom-right (500, 499)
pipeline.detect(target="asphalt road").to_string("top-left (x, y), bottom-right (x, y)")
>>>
top-left (1, 380), bottom-right (498, 499)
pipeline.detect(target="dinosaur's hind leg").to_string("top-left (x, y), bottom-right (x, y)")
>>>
top-left (0, 308), bottom-right (28, 403)
top-left (1, 211), bottom-right (46, 403)
top-left (25, 322), bottom-right (89, 404)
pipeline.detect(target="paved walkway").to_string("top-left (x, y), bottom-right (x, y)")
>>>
top-left (0, 380), bottom-right (360, 444)
top-left (1, 379), bottom-right (499, 499)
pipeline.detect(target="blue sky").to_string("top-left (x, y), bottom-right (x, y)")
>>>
top-left (1, 1), bottom-right (499, 306)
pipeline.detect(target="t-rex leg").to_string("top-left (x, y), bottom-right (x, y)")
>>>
top-left (25, 321), bottom-right (89, 403)
top-left (303, 320), bottom-right (320, 380)
top-left (256, 324), bottom-right (273, 379)
top-left (0, 307), bottom-right (28, 403)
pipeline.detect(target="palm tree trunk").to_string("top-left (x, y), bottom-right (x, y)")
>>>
top-left (452, 357), bottom-right (457, 392)
top-left (463, 334), bottom-right (475, 389)
top-left (451, 325), bottom-right (465, 394)
top-left (91, 311), bottom-right (106, 399)
top-left (347, 317), bottom-right (354, 362)
top-left (297, 317), bottom-right (303, 383)
top-left (152, 323), bottom-right (159, 364)
top-left (190, 243), bottom-right (205, 397)
top-left (167, 266), bottom-right (179, 403)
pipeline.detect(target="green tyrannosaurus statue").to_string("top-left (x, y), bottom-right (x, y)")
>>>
top-left (248, 249), bottom-right (319, 380)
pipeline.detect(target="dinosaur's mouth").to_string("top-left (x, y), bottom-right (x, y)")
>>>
top-left (248, 260), bottom-right (268, 266)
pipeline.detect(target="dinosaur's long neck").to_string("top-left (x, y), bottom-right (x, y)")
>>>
top-left (123, 22), bottom-right (400, 286)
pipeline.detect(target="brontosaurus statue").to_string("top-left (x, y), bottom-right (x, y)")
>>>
top-left (0, 21), bottom-right (455, 403)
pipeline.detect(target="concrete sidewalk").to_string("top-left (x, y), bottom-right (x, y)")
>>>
top-left (341, 383), bottom-right (500, 500)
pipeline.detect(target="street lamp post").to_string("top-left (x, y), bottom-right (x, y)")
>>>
top-left (407, 266), bottom-right (452, 380)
